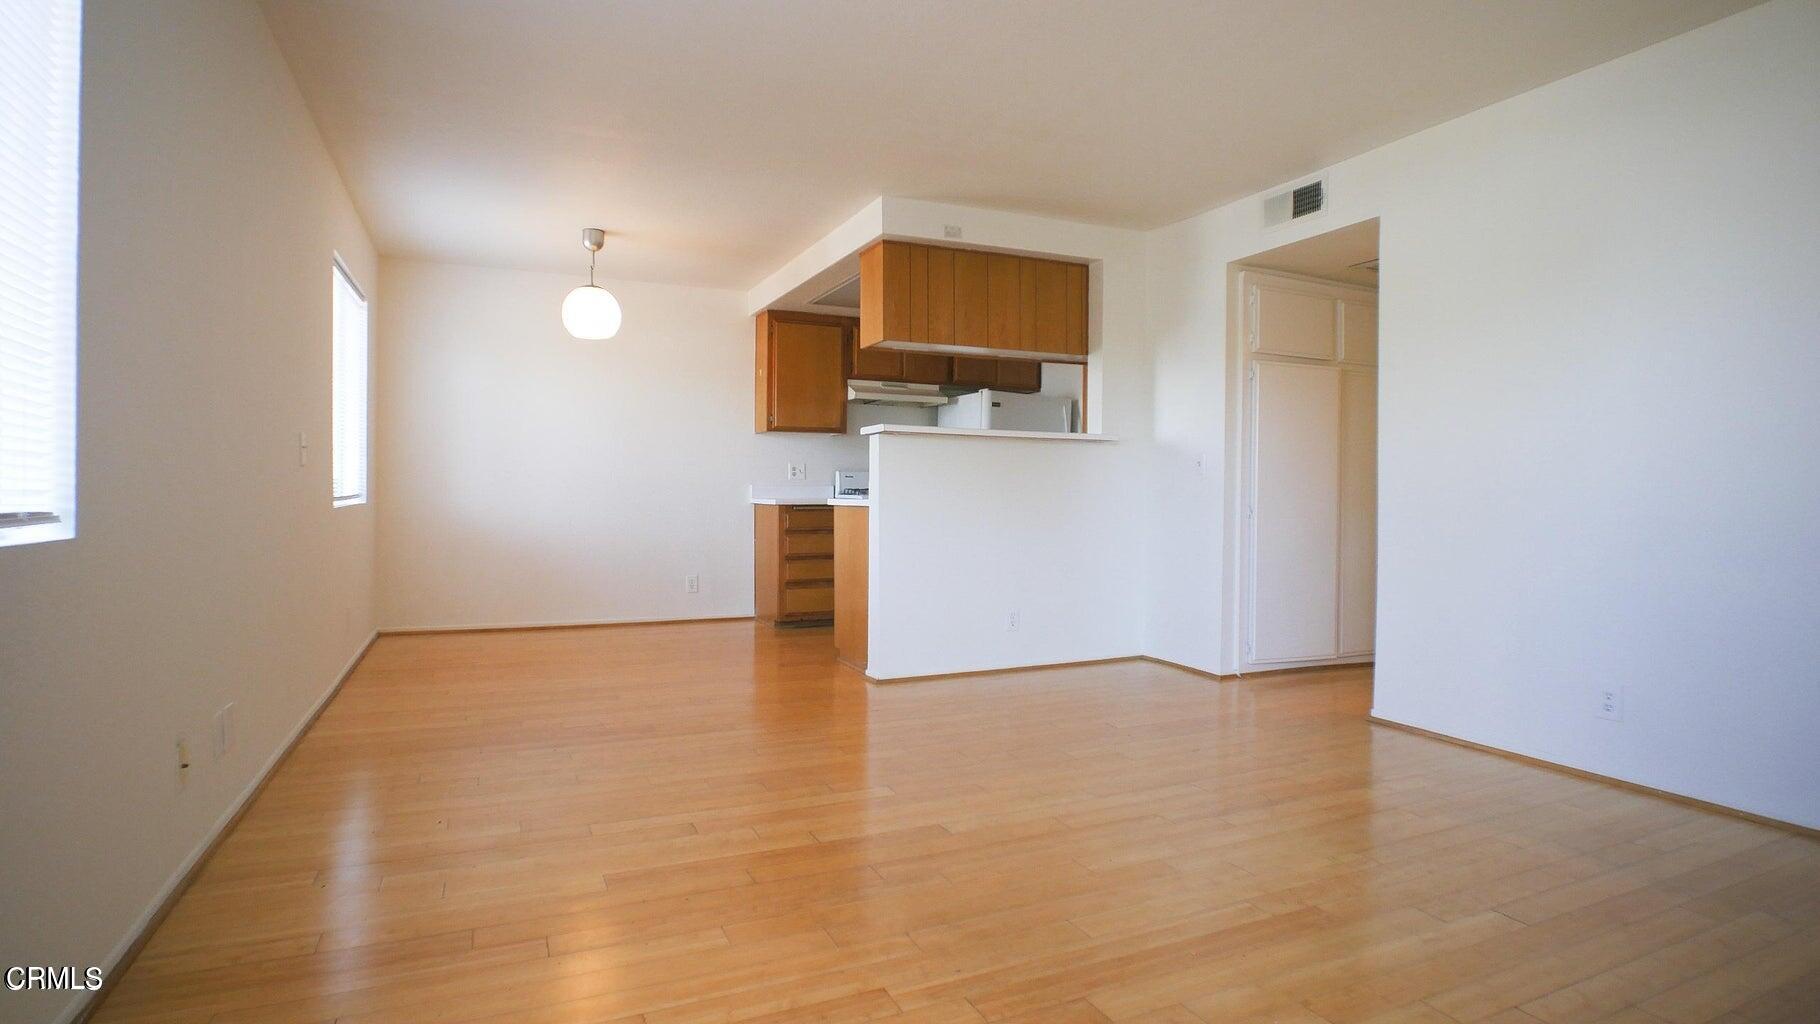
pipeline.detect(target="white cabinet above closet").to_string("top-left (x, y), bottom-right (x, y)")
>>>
top-left (1248, 274), bottom-right (1378, 366)
top-left (1339, 297), bottom-right (1377, 366)
top-left (1249, 278), bottom-right (1337, 360)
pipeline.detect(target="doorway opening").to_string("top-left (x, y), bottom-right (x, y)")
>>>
top-left (1224, 218), bottom-right (1378, 674)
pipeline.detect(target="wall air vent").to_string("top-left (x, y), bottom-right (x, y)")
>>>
top-left (1291, 180), bottom-right (1324, 218)
top-left (1262, 176), bottom-right (1329, 228)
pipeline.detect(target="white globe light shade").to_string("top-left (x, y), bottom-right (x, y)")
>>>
top-left (562, 284), bottom-right (622, 339)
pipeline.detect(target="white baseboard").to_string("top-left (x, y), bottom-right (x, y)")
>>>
top-left (378, 614), bottom-right (753, 634)
top-left (60, 630), bottom-right (379, 1024)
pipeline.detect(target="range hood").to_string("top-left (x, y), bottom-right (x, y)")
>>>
top-left (847, 381), bottom-right (950, 406)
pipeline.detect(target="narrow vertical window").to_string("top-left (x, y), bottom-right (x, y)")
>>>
top-left (331, 259), bottom-right (368, 507)
top-left (0, 0), bottom-right (82, 547)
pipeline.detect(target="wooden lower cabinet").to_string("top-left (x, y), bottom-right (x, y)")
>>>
top-left (755, 504), bottom-right (835, 625)
top-left (833, 505), bottom-right (868, 671)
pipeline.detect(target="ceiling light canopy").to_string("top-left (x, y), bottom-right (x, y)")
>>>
top-left (562, 227), bottom-right (622, 340)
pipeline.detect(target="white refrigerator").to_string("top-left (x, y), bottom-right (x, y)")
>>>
top-left (936, 389), bottom-right (1074, 432)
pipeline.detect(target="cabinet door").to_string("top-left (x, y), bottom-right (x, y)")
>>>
top-left (1016, 258), bottom-right (1039, 352)
top-left (953, 249), bottom-right (990, 348)
top-left (950, 357), bottom-right (998, 388)
top-left (769, 319), bottom-right (847, 431)
top-left (1248, 361), bottom-right (1340, 663)
top-left (1338, 369), bottom-right (1377, 655)
top-left (907, 243), bottom-right (930, 342)
top-left (1063, 261), bottom-right (1088, 356)
top-left (901, 352), bottom-right (951, 385)
top-left (1251, 281), bottom-right (1337, 360)
top-left (924, 245), bottom-right (956, 345)
top-left (850, 326), bottom-right (901, 381)
top-left (986, 253), bottom-right (1020, 349)
top-left (1020, 259), bottom-right (1068, 354)
top-left (1339, 298), bottom-right (1378, 366)
top-left (996, 359), bottom-right (1042, 393)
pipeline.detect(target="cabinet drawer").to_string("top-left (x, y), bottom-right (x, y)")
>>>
top-left (783, 505), bottom-right (832, 530)
top-left (782, 584), bottom-right (834, 615)
top-left (783, 530), bottom-right (834, 557)
top-left (784, 558), bottom-right (834, 582)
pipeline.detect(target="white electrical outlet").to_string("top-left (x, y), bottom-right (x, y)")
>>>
top-left (943, 224), bottom-right (963, 239)
top-left (1597, 687), bottom-right (1624, 721)
top-left (686, 574), bottom-right (700, 594)
top-left (1007, 610), bottom-right (1020, 632)
top-left (214, 703), bottom-right (236, 759)
top-left (786, 462), bottom-right (807, 481)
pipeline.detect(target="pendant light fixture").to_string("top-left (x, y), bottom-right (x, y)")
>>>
top-left (561, 227), bottom-right (623, 340)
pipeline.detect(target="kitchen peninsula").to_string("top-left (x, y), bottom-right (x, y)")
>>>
top-left (745, 201), bottom-right (1140, 681)
top-left (755, 424), bottom-right (1115, 678)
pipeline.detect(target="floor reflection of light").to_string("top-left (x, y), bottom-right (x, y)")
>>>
top-left (322, 771), bottom-right (376, 969)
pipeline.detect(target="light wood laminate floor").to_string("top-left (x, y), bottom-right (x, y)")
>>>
top-left (97, 622), bottom-right (1820, 1024)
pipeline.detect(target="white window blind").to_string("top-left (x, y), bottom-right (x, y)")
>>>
top-left (0, 0), bottom-right (81, 547)
top-left (331, 260), bottom-right (368, 507)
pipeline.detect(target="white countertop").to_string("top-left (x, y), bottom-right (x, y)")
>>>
top-left (859, 424), bottom-right (1115, 442)
top-left (749, 495), bottom-right (869, 506)
top-left (748, 483), bottom-right (831, 505)
top-left (748, 484), bottom-right (869, 506)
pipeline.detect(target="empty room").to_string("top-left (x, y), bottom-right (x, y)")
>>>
top-left (5, 1), bottom-right (1820, 1022)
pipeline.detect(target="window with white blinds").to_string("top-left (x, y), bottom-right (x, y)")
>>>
top-left (331, 260), bottom-right (368, 507)
top-left (0, 0), bottom-right (82, 547)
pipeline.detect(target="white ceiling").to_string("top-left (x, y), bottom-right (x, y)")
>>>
top-left (1243, 218), bottom-right (1380, 288)
top-left (262, 0), bottom-right (1756, 288)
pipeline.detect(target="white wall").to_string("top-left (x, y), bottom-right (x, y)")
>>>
top-left (0, 2), bottom-right (380, 1021)
top-left (1145, 0), bottom-right (1820, 827)
top-left (376, 258), bottom-right (897, 630)
top-left (868, 433), bottom-right (1141, 679)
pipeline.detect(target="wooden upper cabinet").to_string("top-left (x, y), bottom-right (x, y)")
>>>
top-left (952, 248), bottom-right (990, 350)
top-left (924, 246), bottom-right (955, 345)
top-left (949, 356), bottom-right (998, 388)
top-left (756, 310), bottom-right (847, 433)
top-left (901, 352), bottom-right (951, 385)
top-left (947, 356), bottom-right (1043, 393)
top-left (848, 311), bottom-right (951, 385)
top-left (997, 359), bottom-right (1042, 393)
top-left (860, 240), bottom-right (1086, 362)
top-left (986, 253), bottom-right (1020, 350)
top-left (1023, 259), bottom-right (1067, 353)
top-left (849, 327), bottom-right (902, 380)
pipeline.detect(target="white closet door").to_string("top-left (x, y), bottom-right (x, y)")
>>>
top-left (1249, 361), bottom-right (1341, 663)
top-left (1339, 369), bottom-right (1377, 655)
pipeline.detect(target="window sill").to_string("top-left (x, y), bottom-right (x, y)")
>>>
top-left (0, 514), bottom-right (73, 548)
top-left (332, 497), bottom-right (367, 509)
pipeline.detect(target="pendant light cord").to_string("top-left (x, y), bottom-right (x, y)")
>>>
top-left (589, 248), bottom-right (597, 287)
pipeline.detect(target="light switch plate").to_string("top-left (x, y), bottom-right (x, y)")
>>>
top-left (214, 702), bottom-right (236, 758)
